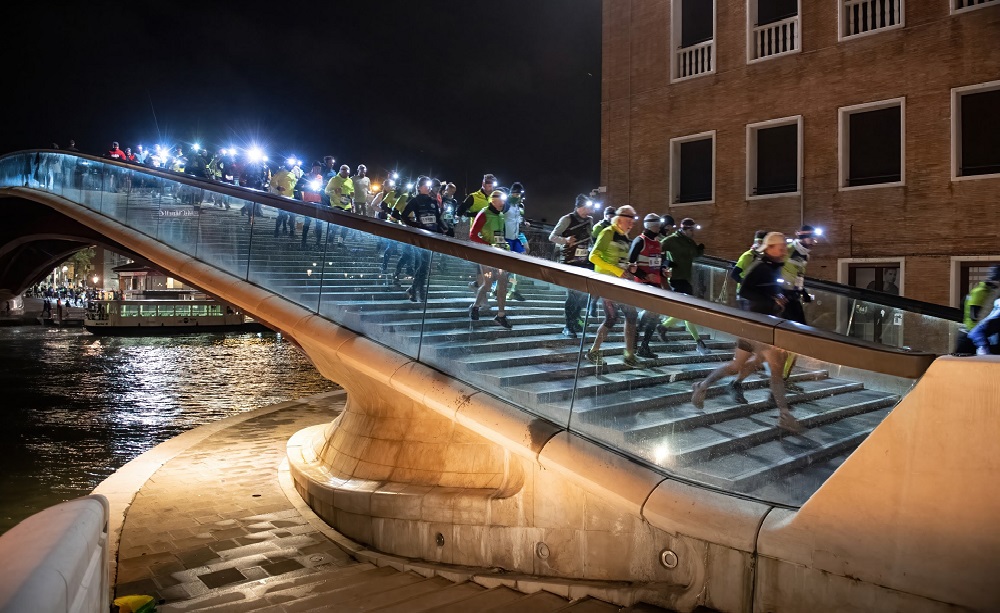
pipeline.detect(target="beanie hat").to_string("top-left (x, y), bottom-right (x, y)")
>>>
top-left (574, 194), bottom-right (590, 209)
top-left (615, 204), bottom-right (637, 219)
top-left (758, 232), bottom-right (786, 251)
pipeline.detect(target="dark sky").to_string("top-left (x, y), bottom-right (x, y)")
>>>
top-left (2, 1), bottom-right (602, 222)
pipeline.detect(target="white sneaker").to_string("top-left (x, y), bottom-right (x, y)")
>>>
top-left (977, 346), bottom-right (990, 356)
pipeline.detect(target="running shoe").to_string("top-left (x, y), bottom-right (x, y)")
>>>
top-left (493, 315), bottom-right (512, 329)
top-left (469, 305), bottom-right (480, 321)
top-left (728, 381), bottom-right (748, 405)
top-left (507, 290), bottom-right (526, 301)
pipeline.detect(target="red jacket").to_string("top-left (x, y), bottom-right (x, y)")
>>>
top-left (107, 148), bottom-right (127, 162)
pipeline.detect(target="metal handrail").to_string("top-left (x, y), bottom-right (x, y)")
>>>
top-left (2, 150), bottom-right (938, 379)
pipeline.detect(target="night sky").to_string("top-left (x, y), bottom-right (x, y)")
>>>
top-left (2, 1), bottom-right (602, 222)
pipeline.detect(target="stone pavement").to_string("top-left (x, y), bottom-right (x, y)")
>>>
top-left (111, 390), bottom-right (675, 612)
top-left (113, 391), bottom-right (360, 610)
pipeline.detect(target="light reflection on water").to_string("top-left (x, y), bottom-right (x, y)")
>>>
top-left (0, 326), bottom-right (337, 534)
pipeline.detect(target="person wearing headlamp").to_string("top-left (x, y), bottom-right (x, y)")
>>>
top-left (440, 183), bottom-right (459, 237)
top-left (353, 164), bottom-right (371, 217)
top-left (298, 162), bottom-right (327, 249)
top-left (659, 217), bottom-right (708, 355)
top-left (469, 190), bottom-right (513, 329)
top-left (629, 213), bottom-right (670, 359)
top-left (457, 173), bottom-right (497, 223)
top-left (400, 176), bottom-right (445, 303)
top-left (324, 164), bottom-right (354, 248)
top-left (586, 205), bottom-right (640, 367)
top-left (549, 194), bottom-right (595, 338)
top-left (778, 225), bottom-right (819, 390)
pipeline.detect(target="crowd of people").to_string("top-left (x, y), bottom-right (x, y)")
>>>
top-left (547, 196), bottom-right (822, 433)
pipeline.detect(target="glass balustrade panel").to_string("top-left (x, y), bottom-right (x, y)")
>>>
top-left (247, 202), bottom-right (329, 312)
top-left (191, 194), bottom-right (255, 280)
top-left (572, 281), bottom-right (916, 507)
top-left (417, 251), bottom-right (580, 429)
top-left (311, 219), bottom-right (426, 359)
top-left (693, 260), bottom-right (960, 354)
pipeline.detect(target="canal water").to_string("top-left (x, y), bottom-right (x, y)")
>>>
top-left (0, 326), bottom-right (338, 535)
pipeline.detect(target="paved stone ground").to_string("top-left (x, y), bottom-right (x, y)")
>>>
top-left (114, 391), bottom-right (362, 610)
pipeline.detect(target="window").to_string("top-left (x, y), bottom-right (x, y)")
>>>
top-left (670, 131), bottom-right (715, 205)
top-left (950, 257), bottom-right (1000, 306)
top-left (747, 0), bottom-right (800, 62)
top-left (952, 0), bottom-right (996, 14)
top-left (671, 0), bottom-right (716, 81)
top-left (747, 116), bottom-right (802, 198)
top-left (839, 98), bottom-right (905, 190)
top-left (840, 0), bottom-right (904, 39)
top-left (839, 258), bottom-right (905, 346)
top-left (952, 81), bottom-right (1000, 180)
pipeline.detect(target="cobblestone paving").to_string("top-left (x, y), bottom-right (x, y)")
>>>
top-left (114, 391), bottom-right (363, 611)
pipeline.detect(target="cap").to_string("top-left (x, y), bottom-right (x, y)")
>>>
top-left (680, 217), bottom-right (696, 228)
top-left (796, 225), bottom-right (816, 238)
top-left (615, 204), bottom-right (637, 219)
top-left (643, 213), bottom-right (662, 230)
top-left (759, 232), bottom-right (786, 250)
top-left (661, 214), bottom-right (675, 228)
top-left (510, 181), bottom-right (524, 193)
top-left (603, 206), bottom-right (617, 217)
top-left (754, 230), bottom-right (768, 241)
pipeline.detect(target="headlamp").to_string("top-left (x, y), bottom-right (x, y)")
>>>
top-left (247, 147), bottom-right (263, 163)
top-left (388, 179), bottom-right (396, 187)
top-left (814, 228), bottom-right (824, 237)
top-left (192, 143), bottom-right (201, 151)
top-left (406, 183), bottom-right (414, 190)
top-left (309, 179), bottom-right (321, 191)
top-left (392, 172), bottom-right (399, 180)
top-left (424, 180), bottom-right (432, 188)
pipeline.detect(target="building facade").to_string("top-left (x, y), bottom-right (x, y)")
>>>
top-left (601, 0), bottom-right (999, 305)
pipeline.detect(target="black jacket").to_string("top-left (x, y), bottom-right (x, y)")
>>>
top-left (402, 194), bottom-right (444, 233)
top-left (738, 256), bottom-right (786, 316)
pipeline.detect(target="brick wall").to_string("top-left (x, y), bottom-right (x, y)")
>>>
top-left (601, 0), bottom-right (1000, 304)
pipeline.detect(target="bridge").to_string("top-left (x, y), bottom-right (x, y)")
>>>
top-left (1, 150), bottom-right (997, 612)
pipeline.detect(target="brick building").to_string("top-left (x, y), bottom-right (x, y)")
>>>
top-left (600, 0), bottom-right (1000, 305)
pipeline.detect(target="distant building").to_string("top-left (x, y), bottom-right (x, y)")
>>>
top-left (601, 0), bottom-right (999, 305)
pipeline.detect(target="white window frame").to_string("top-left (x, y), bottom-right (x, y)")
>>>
top-left (838, 97), bottom-right (906, 192)
top-left (669, 130), bottom-right (716, 207)
top-left (838, 0), bottom-right (906, 41)
top-left (951, 80), bottom-right (1000, 182)
top-left (671, 0), bottom-right (717, 83)
top-left (838, 257), bottom-right (906, 295)
top-left (746, 115), bottom-right (803, 200)
top-left (746, 0), bottom-right (802, 64)
top-left (951, 0), bottom-right (997, 15)
top-left (950, 255), bottom-right (1000, 307)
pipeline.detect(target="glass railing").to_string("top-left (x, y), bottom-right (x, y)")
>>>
top-left (0, 151), bottom-right (937, 508)
top-left (690, 256), bottom-right (962, 355)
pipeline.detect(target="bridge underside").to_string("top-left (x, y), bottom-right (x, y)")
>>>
top-left (0, 198), bottom-right (139, 300)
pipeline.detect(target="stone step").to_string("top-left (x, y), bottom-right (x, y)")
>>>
top-left (272, 566), bottom-right (424, 612)
top-left (331, 575), bottom-right (456, 612)
top-left (554, 597), bottom-right (624, 611)
top-left (570, 372), bottom-right (845, 431)
top-left (426, 585), bottom-right (524, 613)
top-left (649, 388), bottom-right (898, 465)
top-left (484, 589), bottom-right (572, 612)
top-left (366, 581), bottom-right (485, 613)
top-left (684, 405), bottom-right (894, 493)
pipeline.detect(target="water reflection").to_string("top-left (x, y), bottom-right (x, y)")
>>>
top-left (0, 327), bottom-right (337, 534)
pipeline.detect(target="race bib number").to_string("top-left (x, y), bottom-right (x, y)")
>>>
top-left (339, 196), bottom-right (351, 206)
top-left (647, 256), bottom-right (662, 268)
top-left (419, 214), bottom-right (436, 226)
top-left (574, 247), bottom-right (589, 258)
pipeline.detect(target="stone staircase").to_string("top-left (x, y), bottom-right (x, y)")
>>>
top-left (123, 196), bottom-right (904, 507)
top-left (161, 559), bottom-right (671, 612)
